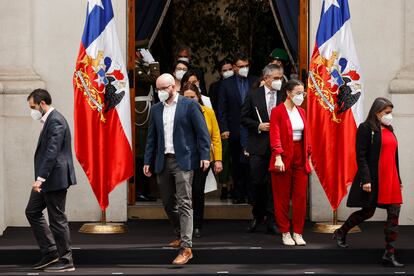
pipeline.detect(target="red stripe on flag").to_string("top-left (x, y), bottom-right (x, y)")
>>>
top-left (307, 47), bottom-right (358, 210)
top-left (73, 45), bottom-right (133, 210)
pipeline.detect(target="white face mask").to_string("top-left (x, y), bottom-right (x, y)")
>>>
top-left (177, 57), bottom-right (190, 63)
top-left (238, 67), bottom-right (249, 78)
top-left (174, 70), bottom-right (186, 81)
top-left (31, 109), bottom-right (43, 121)
top-left (381, 113), bottom-right (393, 126)
top-left (271, 79), bottom-right (282, 91)
top-left (222, 70), bottom-right (234, 79)
top-left (158, 90), bottom-right (170, 102)
top-left (292, 94), bottom-right (304, 106)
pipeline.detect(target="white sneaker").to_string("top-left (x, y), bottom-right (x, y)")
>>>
top-left (292, 232), bottom-right (306, 246)
top-left (282, 232), bottom-right (295, 246)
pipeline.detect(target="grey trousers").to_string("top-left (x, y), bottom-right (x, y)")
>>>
top-left (25, 189), bottom-right (73, 264)
top-left (157, 156), bottom-right (193, 248)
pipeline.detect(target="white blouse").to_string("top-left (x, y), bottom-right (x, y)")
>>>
top-left (287, 106), bottom-right (304, 141)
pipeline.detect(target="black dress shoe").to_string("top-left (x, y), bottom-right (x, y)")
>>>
top-left (194, 228), bottom-right (202, 238)
top-left (220, 187), bottom-right (228, 200)
top-left (266, 223), bottom-right (280, 235)
top-left (382, 252), bottom-right (404, 267)
top-left (136, 194), bottom-right (156, 202)
top-left (44, 260), bottom-right (75, 272)
top-left (232, 198), bottom-right (246, 204)
top-left (333, 228), bottom-right (349, 248)
top-left (246, 218), bottom-right (260, 233)
top-left (33, 252), bottom-right (59, 269)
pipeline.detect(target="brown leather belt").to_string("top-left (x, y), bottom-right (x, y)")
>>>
top-left (165, 153), bottom-right (176, 158)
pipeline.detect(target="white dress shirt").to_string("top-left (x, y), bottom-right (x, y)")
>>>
top-left (37, 106), bottom-right (55, 182)
top-left (163, 93), bottom-right (178, 154)
top-left (264, 86), bottom-right (277, 115)
top-left (287, 106), bottom-right (304, 141)
top-left (40, 106), bottom-right (55, 129)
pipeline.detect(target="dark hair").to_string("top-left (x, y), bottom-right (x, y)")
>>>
top-left (218, 58), bottom-right (233, 71)
top-left (180, 82), bottom-right (204, 106)
top-left (365, 97), bottom-right (394, 132)
top-left (281, 79), bottom-right (304, 102)
top-left (232, 52), bottom-right (249, 65)
top-left (27, 88), bottom-right (52, 105)
top-left (172, 60), bottom-right (190, 73)
top-left (180, 69), bottom-right (201, 88)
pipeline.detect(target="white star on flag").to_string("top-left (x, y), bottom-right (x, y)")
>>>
top-left (95, 74), bottom-right (106, 87)
top-left (88, 0), bottom-right (104, 14)
top-left (328, 75), bottom-right (338, 87)
top-left (324, 0), bottom-right (340, 13)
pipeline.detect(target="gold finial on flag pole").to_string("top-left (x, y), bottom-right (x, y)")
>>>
top-left (79, 209), bottom-right (127, 234)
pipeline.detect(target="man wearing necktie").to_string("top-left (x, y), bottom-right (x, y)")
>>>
top-left (218, 53), bottom-right (258, 204)
top-left (241, 64), bottom-right (285, 234)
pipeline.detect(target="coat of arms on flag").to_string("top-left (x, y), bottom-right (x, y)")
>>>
top-left (73, 0), bottom-right (133, 211)
top-left (74, 50), bottom-right (127, 122)
top-left (307, 0), bottom-right (364, 211)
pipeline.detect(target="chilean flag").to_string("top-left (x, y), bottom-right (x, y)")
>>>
top-left (307, 0), bottom-right (364, 210)
top-left (73, 0), bottom-right (133, 210)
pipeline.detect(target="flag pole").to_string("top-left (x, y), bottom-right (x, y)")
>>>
top-left (79, 208), bottom-right (127, 234)
top-left (312, 209), bottom-right (360, 233)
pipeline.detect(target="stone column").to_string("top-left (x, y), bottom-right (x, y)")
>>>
top-left (388, 0), bottom-right (414, 225)
top-left (0, 0), bottom-right (47, 233)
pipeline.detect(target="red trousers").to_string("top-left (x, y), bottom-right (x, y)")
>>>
top-left (271, 141), bottom-right (308, 234)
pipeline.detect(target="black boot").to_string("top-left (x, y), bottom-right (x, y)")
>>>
top-left (333, 228), bottom-right (349, 248)
top-left (246, 218), bottom-right (260, 233)
top-left (382, 252), bottom-right (404, 267)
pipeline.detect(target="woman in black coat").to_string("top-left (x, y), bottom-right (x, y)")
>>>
top-left (333, 97), bottom-right (404, 267)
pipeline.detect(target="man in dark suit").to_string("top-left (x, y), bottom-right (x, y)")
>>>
top-left (25, 89), bottom-right (76, 272)
top-left (218, 52), bottom-right (258, 204)
top-left (241, 64), bottom-right (285, 234)
top-left (143, 73), bottom-right (210, 265)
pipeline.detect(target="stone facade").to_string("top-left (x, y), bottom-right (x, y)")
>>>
top-left (0, 0), bottom-right (413, 235)
top-left (309, 0), bottom-right (414, 225)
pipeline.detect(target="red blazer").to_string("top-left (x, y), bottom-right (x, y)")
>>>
top-left (269, 103), bottom-right (312, 174)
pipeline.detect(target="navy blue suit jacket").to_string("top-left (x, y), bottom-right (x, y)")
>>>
top-left (144, 95), bottom-right (211, 174)
top-left (35, 109), bottom-right (77, 192)
top-left (217, 74), bottom-right (258, 139)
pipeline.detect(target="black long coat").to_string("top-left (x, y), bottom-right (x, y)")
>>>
top-left (346, 122), bottom-right (402, 208)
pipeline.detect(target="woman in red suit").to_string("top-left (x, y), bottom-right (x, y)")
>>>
top-left (269, 79), bottom-right (311, 246)
top-left (333, 98), bottom-right (404, 267)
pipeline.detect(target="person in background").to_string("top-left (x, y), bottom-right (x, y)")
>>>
top-left (181, 69), bottom-right (212, 109)
top-left (134, 40), bottom-right (160, 202)
top-left (181, 82), bottom-right (223, 238)
top-left (209, 58), bottom-right (234, 112)
top-left (25, 89), bottom-right (76, 272)
top-left (172, 60), bottom-right (190, 93)
top-left (268, 48), bottom-right (290, 81)
top-left (143, 74), bottom-right (210, 265)
top-left (175, 44), bottom-right (207, 94)
top-left (333, 98), bottom-right (404, 267)
top-left (218, 52), bottom-right (258, 204)
top-left (208, 58), bottom-right (234, 200)
top-left (241, 64), bottom-right (285, 235)
top-left (269, 80), bottom-right (311, 246)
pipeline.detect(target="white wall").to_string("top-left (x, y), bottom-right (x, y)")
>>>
top-left (0, 0), bottom-right (129, 229)
top-left (308, 0), bottom-right (414, 224)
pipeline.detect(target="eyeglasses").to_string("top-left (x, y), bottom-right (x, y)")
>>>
top-left (234, 64), bottom-right (249, 68)
top-left (156, 84), bottom-right (172, 92)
